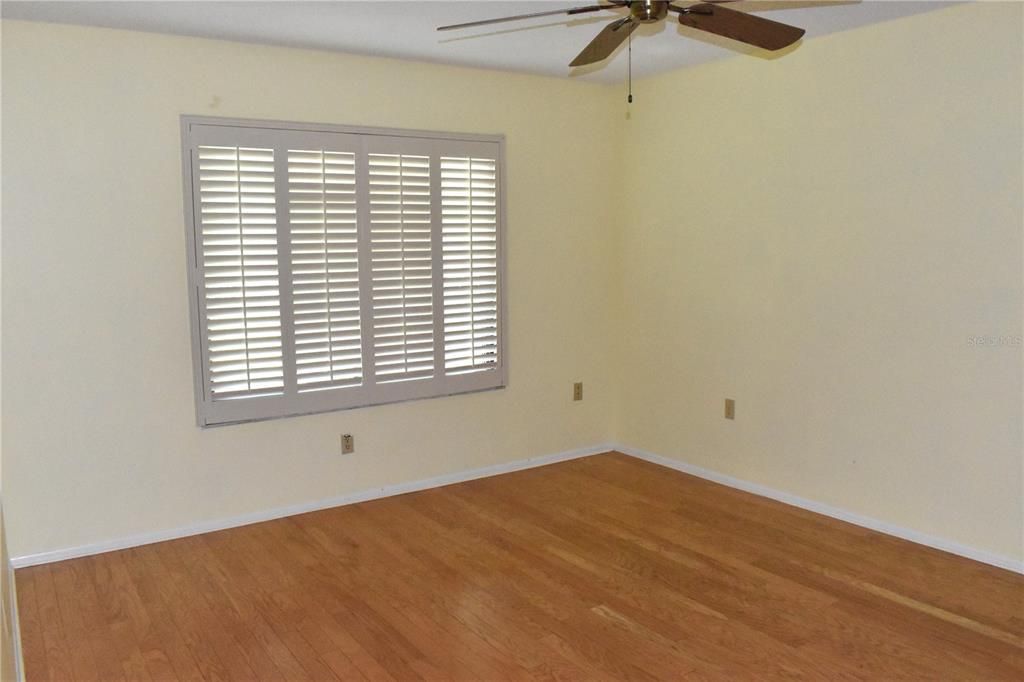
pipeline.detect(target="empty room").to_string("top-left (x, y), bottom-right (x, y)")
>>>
top-left (1, 0), bottom-right (1022, 679)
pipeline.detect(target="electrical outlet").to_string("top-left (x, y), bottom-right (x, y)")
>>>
top-left (724, 399), bottom-right (735, 420)
top-left (341, 434), bottom-right (355, 454)
top-left (573, 382), bottom-right (583, 401)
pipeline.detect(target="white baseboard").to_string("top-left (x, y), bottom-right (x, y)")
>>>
top-left (617, 444), bottom-right (1024, 575)
top-left (12, 441), bottom-right (1023, 576)
top-left (10, 442), bottom-right (614, 569)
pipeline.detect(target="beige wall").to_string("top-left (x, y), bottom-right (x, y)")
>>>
top-left (618, 2), bottom-right (1023, 562)
top-left (2, 2), bottom-right (1022, 568)
top-left (0, 20), bottom-right (621, 558)
top-left (0, 25), bottom-right (18, 676)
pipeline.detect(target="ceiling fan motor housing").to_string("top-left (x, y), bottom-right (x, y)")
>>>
top-left (630, 0), bottom-right (670, 24)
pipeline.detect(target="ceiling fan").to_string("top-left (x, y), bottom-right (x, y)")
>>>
top-left (438, 1), bottom-right (812, 67)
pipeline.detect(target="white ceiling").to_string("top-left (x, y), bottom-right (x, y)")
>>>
top-left (2, 1), bottom-right (953, 83)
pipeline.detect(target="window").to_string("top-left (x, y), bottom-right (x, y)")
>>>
top-left (181, 117), bottom-right (506, 426)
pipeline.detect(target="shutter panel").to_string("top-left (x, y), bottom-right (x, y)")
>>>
top-left (367, 152), bottom-right (435, 382)
top-left (441, 156), bottom-right (499, 374)
top-left (196, 145), bottom-right (284, 400)
top-left (287, 149), bottom-right (363, 392)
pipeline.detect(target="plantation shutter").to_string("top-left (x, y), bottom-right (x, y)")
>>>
top-left (441, 154), bottom-right (499, 374)
top-left (194, 144), bottom-right (285, 401)
top-left (287, 147), bottom-right (364, 392)
top-left (367, 150), bottom-right (435, 383)
top-left (184, 119), bottom-right (505, 426)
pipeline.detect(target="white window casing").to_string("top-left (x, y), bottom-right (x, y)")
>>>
top-left (181, 117), bottom-right (507, 426)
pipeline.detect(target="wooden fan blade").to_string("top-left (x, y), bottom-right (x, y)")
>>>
top-left (570, 17), bottom-right (637, 67)
top-left (678, 3), bottom-right (805, 50)
top-left (699, 1), bottom-right (859, 11)
top-left (438, 4), bottom-right (617, 31)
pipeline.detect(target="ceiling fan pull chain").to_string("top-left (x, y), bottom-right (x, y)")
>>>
top-left (627, 30), bottom-right (633, 104)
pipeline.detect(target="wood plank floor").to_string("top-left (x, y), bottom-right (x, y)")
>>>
top-left (17, 452), bottom-right (1024, 681)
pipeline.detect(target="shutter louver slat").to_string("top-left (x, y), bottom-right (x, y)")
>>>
top-left (197, 146), bottom-right (285, 400)
top-left (441, 157), bottom-right (499, 373)
top-left (287, 149), bottom-right (363, 392)
top-left (368, 153), bottom-right (435, 382)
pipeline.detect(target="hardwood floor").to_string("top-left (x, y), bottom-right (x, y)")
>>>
top-left (17, 452), bottom-right (1024, 681)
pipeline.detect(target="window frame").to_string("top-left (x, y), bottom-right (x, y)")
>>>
top-left (180, 115), bottom-right (508, 427)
